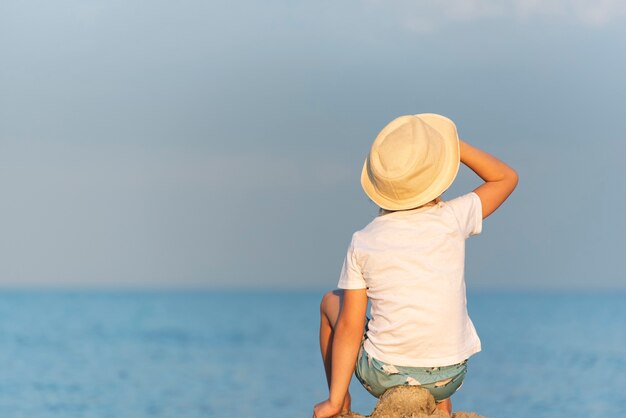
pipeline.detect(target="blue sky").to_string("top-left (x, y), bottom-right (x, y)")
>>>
top-left (1, 0), bottom-right (624, 289)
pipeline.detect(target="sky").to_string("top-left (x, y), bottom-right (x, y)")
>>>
top-left (0, 0), bottom-right (625, 289)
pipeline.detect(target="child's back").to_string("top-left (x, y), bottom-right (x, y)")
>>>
top-left (313, 114), bottom-right (518, 418)
top-left (340, 193), bottom-right (482, 367)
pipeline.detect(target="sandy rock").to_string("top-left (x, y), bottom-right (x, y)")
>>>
top-left (335, 387), bottom-right (485, 418)
top-left (370, 386), bottom-right (437, 417)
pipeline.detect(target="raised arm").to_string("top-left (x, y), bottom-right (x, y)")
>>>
top-left (313, 289), bottom-right (367, 418)
top-left (460, 140), bottom-right (518, 219)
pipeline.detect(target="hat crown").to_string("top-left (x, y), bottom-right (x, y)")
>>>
top-left (373, 121), bottom-right (418, 177)
top-left (361, 113), bottom-right (460, 210)
top-left (367, 116), bottom-right (445, 200)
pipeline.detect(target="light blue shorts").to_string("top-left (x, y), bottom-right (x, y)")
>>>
top-left (355, 342), bottom-right (468, 402)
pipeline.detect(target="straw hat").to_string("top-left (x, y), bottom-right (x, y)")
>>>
top-left (361, 113), bottom-right (460, 211)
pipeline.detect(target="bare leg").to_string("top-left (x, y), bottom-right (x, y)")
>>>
top-left (319, 289), bottom-right (351, 413)
top-left (435, 398), bottom-right (452, 416)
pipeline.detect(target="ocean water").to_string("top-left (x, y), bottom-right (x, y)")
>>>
top-left (0, 290), bottom-right (624, 418)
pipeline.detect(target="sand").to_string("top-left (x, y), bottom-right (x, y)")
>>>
top-left (336, 387), bottom-right (485, 418)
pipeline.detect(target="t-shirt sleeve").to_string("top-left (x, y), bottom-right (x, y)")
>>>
top-left (447, 192), bottom-right (483, 238)
top-left (337, 236), bottom-right (366, 289)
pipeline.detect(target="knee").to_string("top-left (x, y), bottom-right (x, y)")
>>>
top-left (320, 290), bottom-right (338, 313)
top-left (320, 289), bottom-right (343, 325)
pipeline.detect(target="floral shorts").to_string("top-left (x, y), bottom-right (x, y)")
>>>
top-left (354, 341), bottom-right (468, 402)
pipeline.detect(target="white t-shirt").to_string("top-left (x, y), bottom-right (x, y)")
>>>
top-left (337, 192), bottom-right (483, 367)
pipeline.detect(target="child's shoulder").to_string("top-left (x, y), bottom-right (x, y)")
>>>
top-left (442, 192), bottom-right (483, 238)
top-left (353, 192), bottom-right (482, 241)
top-left (444, 191), bottom-right (481, 208)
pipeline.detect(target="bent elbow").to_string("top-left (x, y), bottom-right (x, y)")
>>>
top-left (493, 167), bottom-right (519, 205)
top-left (505, 167), bottom-right (519, 191)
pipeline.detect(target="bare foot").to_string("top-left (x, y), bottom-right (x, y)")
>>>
top-left (435, 398), bottom-right (451, 416)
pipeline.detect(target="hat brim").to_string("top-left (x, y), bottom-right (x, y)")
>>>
top-left (361, 113), bottom-right (460, 211)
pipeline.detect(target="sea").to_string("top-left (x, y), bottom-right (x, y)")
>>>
top-left (0, 290), bottom-right (624, 418)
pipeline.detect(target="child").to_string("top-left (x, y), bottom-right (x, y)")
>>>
top-left (313, 114), bottom-right (518, 418)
